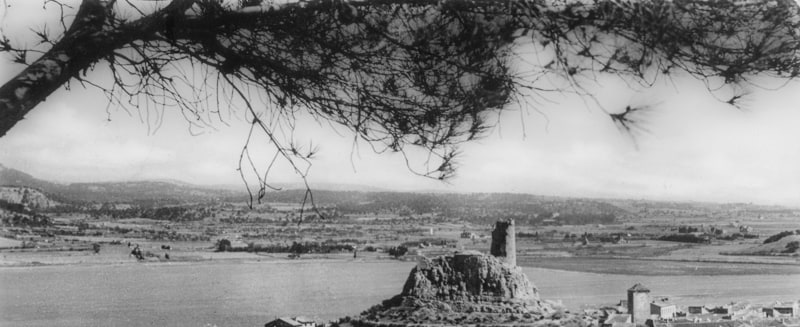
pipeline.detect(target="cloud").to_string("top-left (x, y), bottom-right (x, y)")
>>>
top-left (1, 15), bottom-right (799, 206)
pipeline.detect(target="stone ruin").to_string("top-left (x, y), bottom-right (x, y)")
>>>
top-left (352, 220), bottom-right (576, 327)
top-left (490, 219), bottom-right (516, 267)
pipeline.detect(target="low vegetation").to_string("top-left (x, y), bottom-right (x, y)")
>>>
top-left (387, 246), bottom-right (409, 258)
top-left (764, 230), bottom-right (800, 244)
top-left (215, 239), bottom-right (357, 254)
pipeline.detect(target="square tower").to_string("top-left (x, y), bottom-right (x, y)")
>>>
top-left (627, 283), bottom-right (650, 325)
top-left (490, 219), bottom-right (516, 266)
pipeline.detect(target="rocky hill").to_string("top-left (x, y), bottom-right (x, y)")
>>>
top-left (352, 221), bottom-right (592, 327)
top-left (0, 186), bottom-right (59, 210)
top-left (0, 186), bottom-right (55, 227)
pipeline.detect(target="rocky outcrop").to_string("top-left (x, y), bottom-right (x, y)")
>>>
top-left (358, 255), bottom-right (570, 326)
top-left (351, 220), bottom-right (594, 327)
top-left (401, 252), bottom-right (539, 304)
top-left (355, 251), bottom-right (563, 326)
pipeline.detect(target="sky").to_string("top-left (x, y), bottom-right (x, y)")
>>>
top-left (1, 1), bottom-right (799, 207)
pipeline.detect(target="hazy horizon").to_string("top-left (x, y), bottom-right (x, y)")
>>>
top-left (2, 161), bottom-right (797, 210)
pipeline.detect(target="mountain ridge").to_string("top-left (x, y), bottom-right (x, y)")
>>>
top-left (0, 164), bottom-right (391, 204)
top-left (0, 164), bottom-right (246, 204)
top-left (0, 164), bottom-right (796, 216)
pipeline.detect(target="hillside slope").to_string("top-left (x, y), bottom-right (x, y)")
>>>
top-left (725, 235), bottom-right (800, 256)
top-left (0, 164), bottom-right (247, 204)
top-left (0, 186), bottom-right (59, 209)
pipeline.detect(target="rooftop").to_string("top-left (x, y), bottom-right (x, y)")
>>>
top-left (275, 318), bottom-right (302, 327)
top-left (293, 316), bottom-right (315, 324)
top-left (628, 283), bottom-right (650, 293)
top-left (659, 321), bottom-right (741, 327)
top-left (606, 314), bottom-right (632, 324)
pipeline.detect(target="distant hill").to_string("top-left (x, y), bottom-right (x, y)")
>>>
top-left (0, 165), bottom-right (630, 221)
top-left (0, 163), bottom-right (62, 191)
top-left (0, 165), bottom-right (385, 205)
top-left (603, 198), bottom-right (798, 219)
top-left (0, 164), bottom-right (248, 204)
top-left (209, 182), bottom-right (390, 193)
top-left (1, 164), bottom-right (796, 220)
top-left (256, 189), bottom-right (630, 224)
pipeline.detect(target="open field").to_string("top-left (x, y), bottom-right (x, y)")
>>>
top-left (2, 225), bottom-right (798, 276)
top-left (519, 256), bottom-right (800, 275)
top-left (2, 189), bottom-right (799, 275)
top-left (0, 236), bottom-right (21, 248)
top-left (0, 241), bottom-right (397, 267)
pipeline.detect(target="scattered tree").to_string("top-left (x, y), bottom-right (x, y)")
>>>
top-left (1, 0), bottom-right (798, 205)
top-left (388, 245), bottom-right (408, 258)
top-left (784, 241), bottom-right (800, 254)
top-left (216, 238), bottom-right (232, 251)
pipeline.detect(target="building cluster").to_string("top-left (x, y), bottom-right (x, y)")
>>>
top-left (600, 284), bottom-right (799, 327)
top-left (265, 316), bottom-right (317, 327)
top-left (460, 231), bottom-right (478, 239)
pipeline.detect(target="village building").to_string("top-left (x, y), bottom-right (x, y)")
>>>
top-left (687, 306), bottom-right (708, 315)
top-left (265, 317), bottom-right (302, 327)
top-left (653, 320), bottom-right (739, 327)
top-left (460, 231), bottom-right (477, 239)
top-left (613, 235), bottom-right (628, 244)
top-left (707, 305), bottom-right (733, 315)
top-left (680, 313), bottom-right (725, 323)
top-left (541, 218), bottom-right (559, 226)
top-left (651, 302), bottom-right (678, 320)
top-left (764, 301), bottom-right (799, 318)
top-left (265, 317), bottom-right (316, 327)
top-left (627, 283), bottom-right (651, 325)
top-left (293, 316), bottom-right (316, 327)
top-left (603, 313), bottom-right (634, 327)
top-left (723, 303), bottom-right (761, 320)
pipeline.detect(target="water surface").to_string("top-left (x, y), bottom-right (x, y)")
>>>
top-left (1, 261), bottom-right (798, 327)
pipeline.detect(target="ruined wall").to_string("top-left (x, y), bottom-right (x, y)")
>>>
top-left (490, 219), bottom-right (516, 266)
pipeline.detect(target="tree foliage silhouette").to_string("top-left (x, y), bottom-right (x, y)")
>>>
top-left (1, 0), bottom-right (798, 205)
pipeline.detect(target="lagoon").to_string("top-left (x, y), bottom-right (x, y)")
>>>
top-left (1, 260), bottom-right (798, 327)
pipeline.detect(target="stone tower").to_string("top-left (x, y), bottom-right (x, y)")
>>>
top-left (490, 219), bottom-right (516, 267)
top-left (627, 283), bottom-right (651, 325)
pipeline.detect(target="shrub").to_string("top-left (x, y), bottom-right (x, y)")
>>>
top-left (216, 239), bottom-right (232, 252)
top-left (783, 241), bottom-right (800, 254)
top-left (388, 245), bottom-right (408, 258)
top-left (658, 234), bottom-right (709, 244)
top-left (764, 230), bottom-right (800, 244)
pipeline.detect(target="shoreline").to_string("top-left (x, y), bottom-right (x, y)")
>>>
top-left (2, 248), bottom-right (799, 276)
top-left (0, 247), bottom-right (414, 269)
